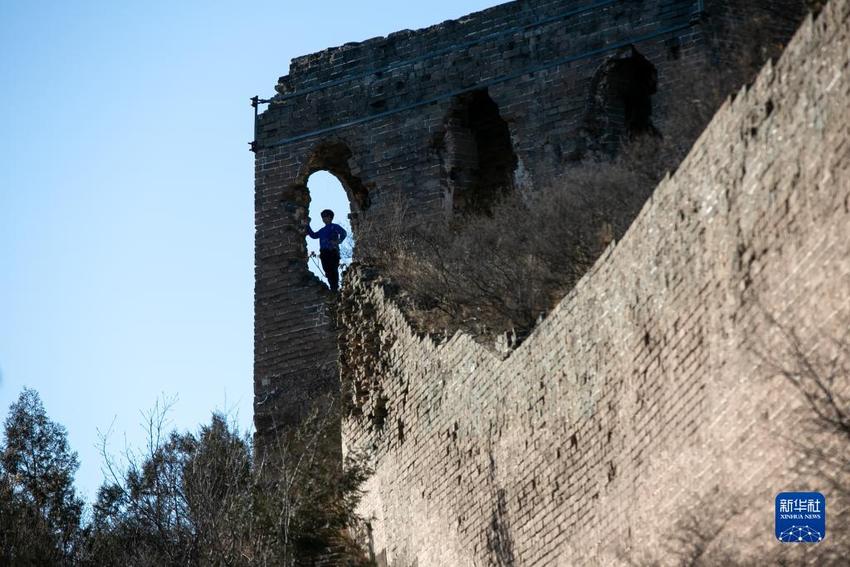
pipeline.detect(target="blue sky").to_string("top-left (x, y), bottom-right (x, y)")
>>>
top-left (0, 0), bottom-right (498, 502)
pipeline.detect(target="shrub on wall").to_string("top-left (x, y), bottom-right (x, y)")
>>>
top-left (354, 8), bottom-right (799, 343)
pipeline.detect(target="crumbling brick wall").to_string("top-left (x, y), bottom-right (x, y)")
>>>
top-left (337, 1), bottom-right (850, 564)
top-left (252, 0), bottom-right (803, 452)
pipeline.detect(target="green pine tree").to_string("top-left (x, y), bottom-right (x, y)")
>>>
top-left (0, 388), bottom-right (83, 566)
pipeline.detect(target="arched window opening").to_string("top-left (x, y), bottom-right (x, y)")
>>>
top-left (582, 46), bottom-right (658, 155)
top-left (306, 141), bottom-right (370, 214)
top-left (439, 89), bottom-right (518, 216)
top-left (305, 171), bottom-right (353, 288)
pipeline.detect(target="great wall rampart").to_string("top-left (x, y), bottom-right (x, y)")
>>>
top-left (252, 0), bottom-right (802, 446)
top-left (253, 0), bottom-right (849, 564)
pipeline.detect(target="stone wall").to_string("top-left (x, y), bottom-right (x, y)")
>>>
top-left (252, 0), bottom-right (803, 450)
top-left (339, 1), bottom-right (850, 564)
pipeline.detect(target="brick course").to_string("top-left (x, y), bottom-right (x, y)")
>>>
top-left (253, 0), bottom-right (802, 452)
top-left (338, 1), bottom-right (850, 563)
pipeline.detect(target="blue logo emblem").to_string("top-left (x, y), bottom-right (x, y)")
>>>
top-left (775, 492), bottom-right (825, 543)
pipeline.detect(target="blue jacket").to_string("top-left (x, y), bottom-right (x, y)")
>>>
top-left (306, 223), bottom-right (347, 250)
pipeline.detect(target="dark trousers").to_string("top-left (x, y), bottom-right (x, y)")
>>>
top-left (320, 248), bottom-right (341, 292)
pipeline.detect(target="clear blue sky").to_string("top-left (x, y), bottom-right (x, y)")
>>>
top-left (0, 0), bottom-right (497, 503)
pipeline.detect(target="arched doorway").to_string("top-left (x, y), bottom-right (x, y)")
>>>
top-left (438, 89), bottom-right (518, 216)
top-left (305, 170), bottom-right (353, 287)
top-left (581, 46), bottom-right (659, 156)
top-left (296, 140), bottom-right (368, 292)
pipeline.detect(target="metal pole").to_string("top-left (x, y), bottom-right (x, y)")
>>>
top-left (250, 96), bottom-right (259, 152)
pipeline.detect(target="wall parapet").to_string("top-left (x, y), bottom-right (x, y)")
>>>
top-left (339, 1), bottom-right (850, 564)
top-left (256, 0), bottom-right (773, 453)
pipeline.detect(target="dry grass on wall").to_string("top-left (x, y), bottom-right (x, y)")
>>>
top-left (352, 5), bottom-right (806, 343)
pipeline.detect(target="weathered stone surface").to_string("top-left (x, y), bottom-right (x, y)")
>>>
top-left (253, 0), bottom-right (803, 453)
top-left (337, 1), bottom-right (850, 564)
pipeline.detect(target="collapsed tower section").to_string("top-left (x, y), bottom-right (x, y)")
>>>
top-left (252, 0), bottom-right (802, 450)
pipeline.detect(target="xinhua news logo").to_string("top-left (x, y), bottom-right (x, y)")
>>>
top-left (775, 492), bottom-right (826, 543)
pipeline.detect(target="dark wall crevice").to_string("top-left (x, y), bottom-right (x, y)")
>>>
top-left (439, 89), bottom-right (518, 216)
top-left (579, 45), bottom-right (659, 157)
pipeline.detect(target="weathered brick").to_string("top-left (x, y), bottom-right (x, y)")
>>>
top-left (331, 1), bottom-right (850, 564)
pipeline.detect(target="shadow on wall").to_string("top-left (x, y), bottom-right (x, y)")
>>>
top-left (487, 487), bottom-right (516, 566)
top-left (485, 450), bottom-right (516, 565)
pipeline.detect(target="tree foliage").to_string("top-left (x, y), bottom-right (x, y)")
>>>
top-left (0, 388), bottom-right (84, 566)
top-left (80, 398), bottom-right (372, 566)
top-left (0, 390), bottom-right (372, 566)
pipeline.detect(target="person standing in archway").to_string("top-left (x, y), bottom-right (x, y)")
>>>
top-left (305, 209), bottom-right (347, 292)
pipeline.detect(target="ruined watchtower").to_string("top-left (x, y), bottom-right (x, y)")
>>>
top-left (252, 0), bottom-right (802, 448)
